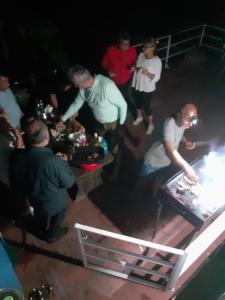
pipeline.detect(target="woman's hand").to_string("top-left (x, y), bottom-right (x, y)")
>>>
top-left (141, 68), bottom-right (155, 80)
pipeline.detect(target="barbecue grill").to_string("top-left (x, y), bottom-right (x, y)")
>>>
top-left (159, 151), bottom-right (225, 229)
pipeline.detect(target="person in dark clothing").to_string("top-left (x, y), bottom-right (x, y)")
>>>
top-left (0, 115), bottom-right (24, 187)
top-left (11, 120), bottom-right (75, 242)
top-left (0, 115), bottom-right (24, 218)
top-left (48, 77), bottom-right (78, 116)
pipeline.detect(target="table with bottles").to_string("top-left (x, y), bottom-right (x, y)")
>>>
top-left (51, 120), bottom-right (114, 201)
top-left (34, 100), bottom-right (114, 199)
top-left (69, 129), bottom-right (114, 200)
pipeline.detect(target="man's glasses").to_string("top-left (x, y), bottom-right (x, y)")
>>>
top-left (182, 114), bottom-right (198, 125)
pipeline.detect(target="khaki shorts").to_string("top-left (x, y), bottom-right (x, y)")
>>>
top-left (96, 120), bottom-right (119, 154)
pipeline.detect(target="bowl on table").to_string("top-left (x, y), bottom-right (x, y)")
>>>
top-left (70, 146), bottom-right (104, 167)
top-left (79, 163), bottom-right (100, 171)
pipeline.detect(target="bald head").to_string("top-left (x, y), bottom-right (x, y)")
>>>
top-left (25, 120), bottom-right (49, 146)
top-left (176, 103), bottom-right (198, 128)
top-left (180, 104), bottom-right (198, 118)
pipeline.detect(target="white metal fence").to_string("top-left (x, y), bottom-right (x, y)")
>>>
top-left (75, 223), bottom-right (187, 291)
top-left (133, 24), bottom-right (225, 68)
top-left (75, 211), bottom-right (225, 291)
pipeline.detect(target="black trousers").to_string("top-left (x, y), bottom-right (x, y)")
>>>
top-left (117, 80), bottom-right (131, 102)
top-left (117, 80), bottom-right (136, 116)
top-left (38, 208), bottom-right (66, 240)
top-left (132, 88), bottom-right (153, 116)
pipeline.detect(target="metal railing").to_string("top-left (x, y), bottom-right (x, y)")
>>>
top-left (75, 210), bottom-right (225, 291)
top-left (180, 211), bottom-right (225, 277)
top-left (75, 223), bottom-right (187, 291)
top-left (133, 24), bottom-right (225, 68)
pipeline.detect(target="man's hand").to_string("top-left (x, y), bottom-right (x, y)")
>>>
top-left (184, 140), bottom-right (195, 150)
top-left (56, 152), bottom-right (68, 161)
top-left (108, 71), bottom-right (116, 78)
top-left (64, 84), bottom-right (72, 92)
top-left (129, 66), bottom-right (136, 73)
top-left (12, 128), bottom-right (24, 148)
top-left (184, 165), bottom-right (198, 183)
top-left (56, 120), bottom-right (66, 131)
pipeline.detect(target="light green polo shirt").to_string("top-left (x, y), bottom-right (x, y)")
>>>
top-left (62, 75), bottom-right (127, 125)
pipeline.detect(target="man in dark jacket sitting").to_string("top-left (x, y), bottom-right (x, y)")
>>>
top-left (11, 119), bottom-right (75, 242)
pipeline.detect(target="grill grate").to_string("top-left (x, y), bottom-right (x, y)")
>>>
top-left (160, 157), bottom-right (225, 228)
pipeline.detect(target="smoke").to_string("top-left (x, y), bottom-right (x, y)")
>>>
top-left (198, 148), bottom-right (225, 213)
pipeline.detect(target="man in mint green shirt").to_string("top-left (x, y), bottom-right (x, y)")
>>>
top-left (57, 65), bottom-right (127, 179)
top-left (57, 65), bottom-right (127, 128)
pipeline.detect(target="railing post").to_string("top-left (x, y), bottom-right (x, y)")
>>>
top-left (199, 24), bottom-right (206, 47)
top-left (165, 252), bottom-right (187, 291)
top-left (165, 35), bottom-right (171, 68)
top-left (76, 228), bottom-right (88, 267)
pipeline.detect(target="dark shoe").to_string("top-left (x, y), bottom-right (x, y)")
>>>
top-left (45, 227), bottom-right (69, 243)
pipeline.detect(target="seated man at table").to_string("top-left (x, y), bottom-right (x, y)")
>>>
top-left (0, 74), bottom-right (23, 128)
top-left (11, 119), bottom-right (75, 242)
top-left (0, 115), bottom-right (24, 218)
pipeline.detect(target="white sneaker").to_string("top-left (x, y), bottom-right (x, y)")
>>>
top-left (146, 124), bottom-right (154, 135)
top-left (133, 116), bottom-right (143, 126)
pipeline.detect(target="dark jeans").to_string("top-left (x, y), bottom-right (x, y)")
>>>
top-left (118, 80), bottom-right (136, 116)
top-left (117, 80), bottom-right (131, 102)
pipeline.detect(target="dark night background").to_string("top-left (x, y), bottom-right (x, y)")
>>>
top-left (0, 1), bottom-right (224, 81)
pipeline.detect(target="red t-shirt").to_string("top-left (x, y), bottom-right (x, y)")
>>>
top-left (101, 45), bottom-right (137, 85)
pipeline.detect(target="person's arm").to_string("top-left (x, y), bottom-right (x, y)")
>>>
top-left (141, 68), bottom-right (155, 80)
top-left (101, 48), bottom-right (116, 78)
top-left (181, 136), bottom-right (195, 150)
top-left (49, 93), bottom-right (58, 109)
top-left (128, 48), bottom-right (138, 73)
top-left (13, 128), bottom-right (24, 148)
top-left (106, 82), bottom-right (127, 124)
top-left (163, 119), bottom-right (198, 182)
top-left (10, 89), bottom-right (23, 118)
top-left (61, 92), bottom-right (85, 122)
top-left (141, 58), bottom-right (162, 83)
top-left (135, 53), bottom-right (144, 70)
top-left (55, 158), bottom-right (75, 189)
top-left (163, 140), bottom-right (198, 182)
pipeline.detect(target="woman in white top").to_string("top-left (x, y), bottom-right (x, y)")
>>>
top-left (132, 38), bottom-right (162, 135)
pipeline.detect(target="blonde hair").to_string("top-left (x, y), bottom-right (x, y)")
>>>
top-left (143, 37), bottom-right (157, 55)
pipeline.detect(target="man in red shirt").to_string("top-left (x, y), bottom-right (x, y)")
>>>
top-left (101, 32), bottom-right (137, 107)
